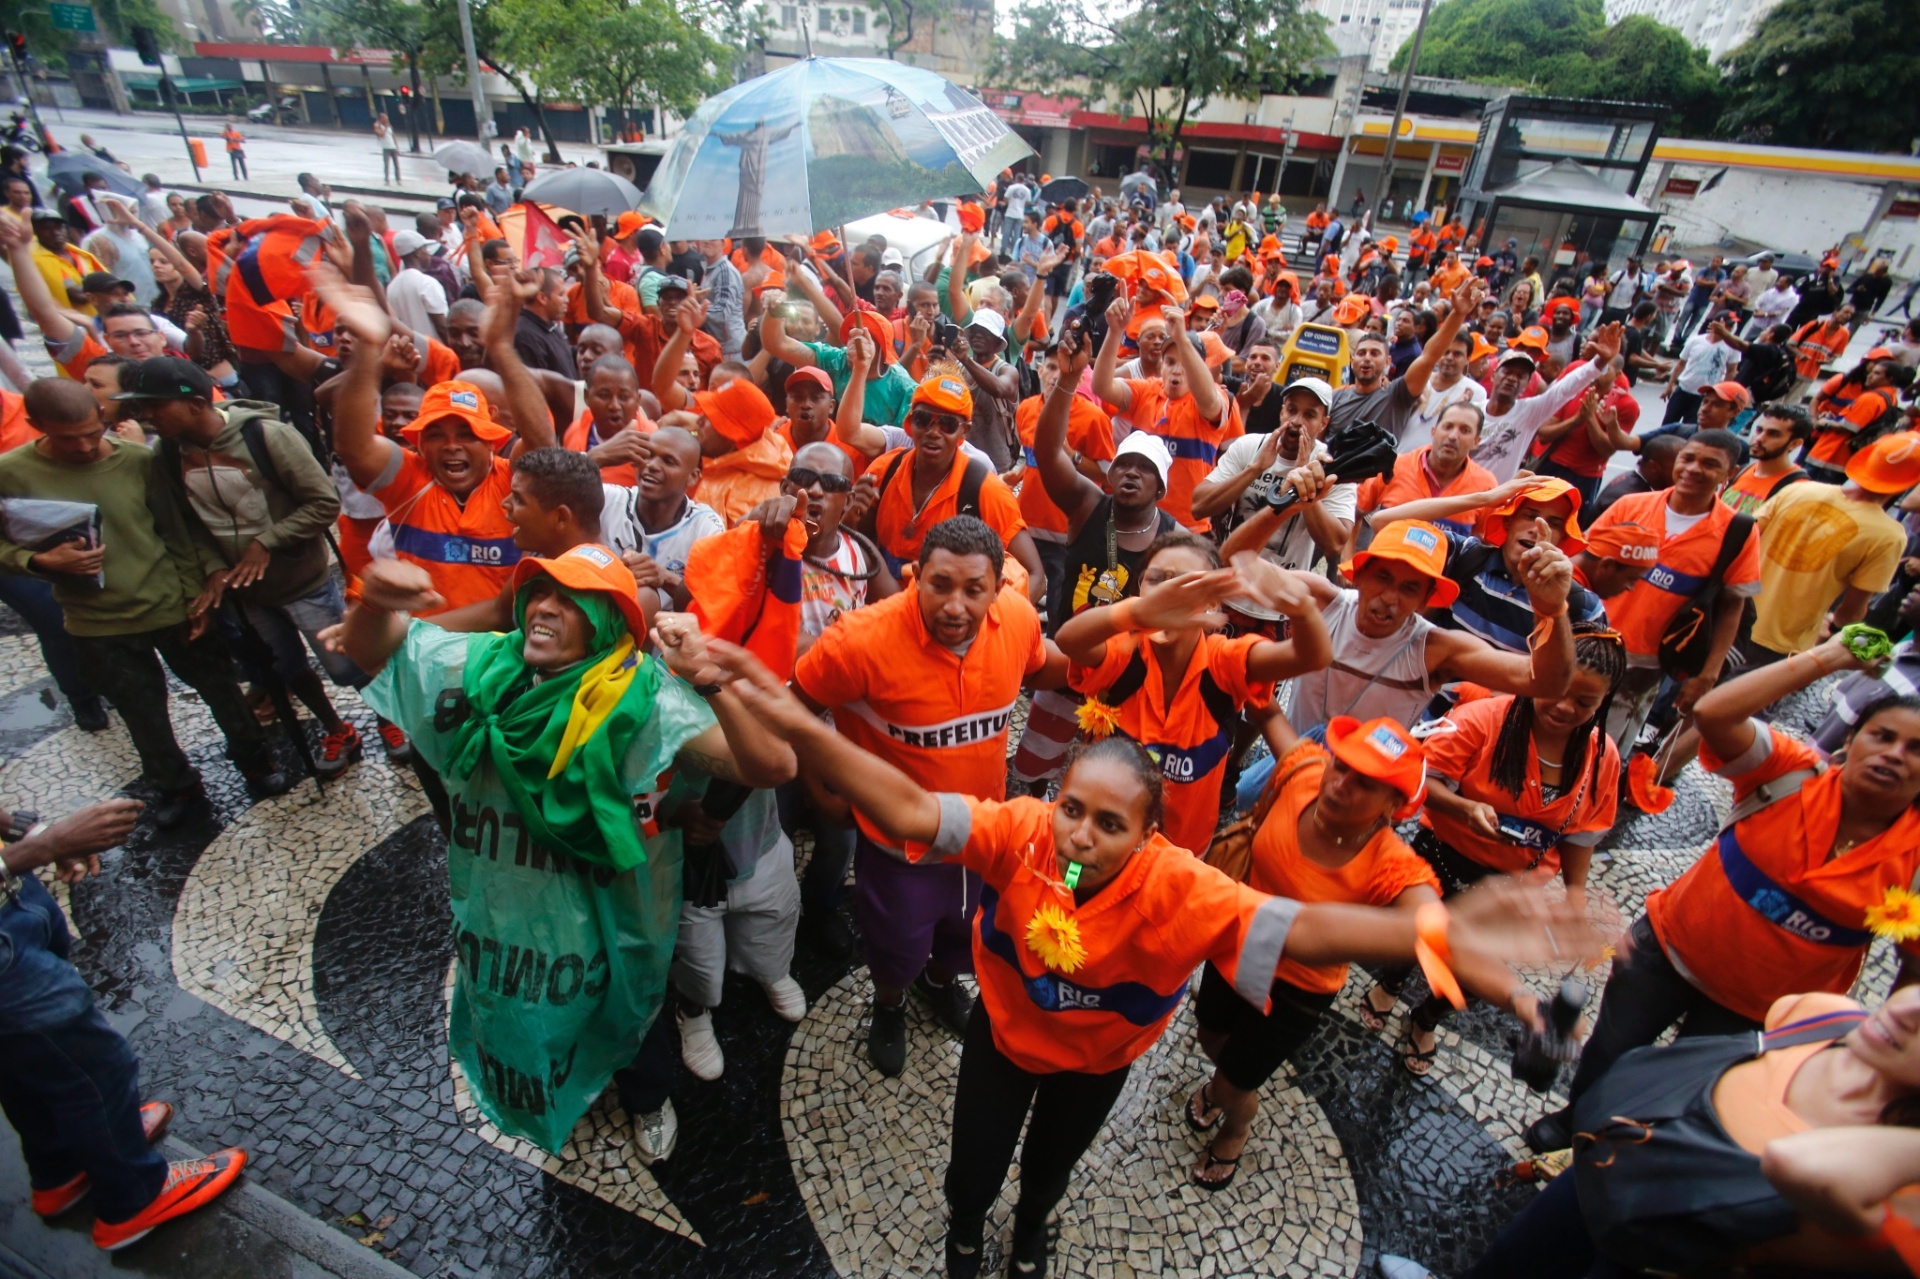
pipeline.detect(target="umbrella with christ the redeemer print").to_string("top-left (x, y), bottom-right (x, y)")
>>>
top-left (639, 57), bottom-right (1034, 239)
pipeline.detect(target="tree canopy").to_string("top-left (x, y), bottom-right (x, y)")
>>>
top-left (1717, 0), bottom-right (1920, 151)
top-left (987, 0), bottom-right (1332, 173)
top-left (489, 0), bottom-right (731, 129)
top-left (1388, 0), bottom-right (1725, 133)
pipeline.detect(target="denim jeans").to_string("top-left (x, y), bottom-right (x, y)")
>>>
top-left (0, 874), bottom-right (167, 1222)
top-left (0, 573), bottom-right (96, 703)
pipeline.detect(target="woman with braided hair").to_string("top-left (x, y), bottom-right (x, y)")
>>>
top-left (1363, 622), bottom-right (1627, 1075)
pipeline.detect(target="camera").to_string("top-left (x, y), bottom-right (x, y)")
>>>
top-left (1510, 977), bottom-right (1587, 1093)
top-left (1081, 272), bottom-right (1121, 354)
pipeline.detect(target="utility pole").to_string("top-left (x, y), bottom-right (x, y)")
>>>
top-left (133, 25), bottom-right (201, 182)
top-left (4, 35), bottom-right (50, 149)
top-left (1378, 0), bottom-right (1435, 222)
top-left (455, 0), bottom-right (489, 141)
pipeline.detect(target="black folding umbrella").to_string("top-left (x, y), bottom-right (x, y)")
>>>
top-left (44, 151), bottom-right (144, 201)
top-left (1039, 175), bottom-right (1091, 203)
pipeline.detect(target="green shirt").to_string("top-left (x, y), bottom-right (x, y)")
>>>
top-left (804, 340), bottom-right (919, 427)
top-left (362, 621), bottom-right (716, 1152)
top-left (0, 437), bottom-right (201, 637)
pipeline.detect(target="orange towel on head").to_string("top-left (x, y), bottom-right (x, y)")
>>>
top-left (210, 216), bottom-right (337, 354)
top-left (685, 514), bottom-right (809, 683)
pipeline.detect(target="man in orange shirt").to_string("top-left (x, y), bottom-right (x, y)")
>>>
top-left (1789, 306), bottom-right (1856, 394)
top-left (685, 377), bottom-right (791, 526)
top-left (1353, 401), bottom-right (1500, 540)
top-left (1803, 359), bottom-right (1914, 484)
top-left (793, 514), bottom-right (1052, 1074)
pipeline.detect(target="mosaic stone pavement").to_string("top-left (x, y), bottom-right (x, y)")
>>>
top-left (0, 608), bottom-right (1893, 1279)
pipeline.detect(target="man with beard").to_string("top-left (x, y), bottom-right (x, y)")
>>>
top-left (1722, 403), bottom-right (1812, 516)
top-left (1325, 275), bottom-right (1482, 443)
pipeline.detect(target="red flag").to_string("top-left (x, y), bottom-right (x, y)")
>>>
top-left (521, 201), bottom-right (567, 271)
top-left (685, 515), bottom-right (809, 683)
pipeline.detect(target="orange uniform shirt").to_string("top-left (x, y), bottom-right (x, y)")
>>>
top-left (1420, 694), bottom-right (1620, 874)
top-left (0, 389), bottom-right (28, 452)
top-left (1248, 743), bottom-right (1437, 994)
top-left (1067, 631), bottom-right (1272, 856)
top-left (913, 794), bottom-right (1295, 1074)
top-left (571, 276), bottom-right (639, 328)
top-left (423, 339), bottom-right (461, 387)
top-left (1586, 489), bottom-right (1761, 661)
top-left (1429, 261), bottom-right (1470, 299)
top-left (1791, 321), bottom-right (1850, 381)
top-left (1355, 448), bottom-right (1499, 540)
top-left (615, 308), bottom-right (721, 393)
top-left (794, 587), bottom-right (1045, 844)
top-left (564, 409), bottom-right (654, 486)
top-left (1123, 379), bottom-right (1240, 533)
top-left (1722, 462), bottom-right (1801, 517)
top-left (863, 446), bottom-right (1026, 567)
top-left (1648, 724), bottom-right (1920, 1022)
top-left (370, 449), bottom-right (521, 613)
top-left (1014, 394), bottom-right (1114, 537)
top-left (1808, 387), bottom-right (1900, 470)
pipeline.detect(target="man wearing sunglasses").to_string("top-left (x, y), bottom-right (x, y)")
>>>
top-left (4, 212), bottom-right (172, 379)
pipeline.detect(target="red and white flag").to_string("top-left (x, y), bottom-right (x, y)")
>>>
top-left (521, 201), bottom-right (567, 271)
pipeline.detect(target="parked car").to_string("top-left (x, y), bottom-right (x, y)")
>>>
top-left (1731, 249), bottom-right (1822, 280)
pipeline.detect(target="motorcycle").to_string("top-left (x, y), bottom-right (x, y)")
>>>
top-left (245, 95), bottom-right (300, 126)
top-left (3, 113), bottom-right (43, 154)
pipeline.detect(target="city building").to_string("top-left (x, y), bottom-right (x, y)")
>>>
top-left (1604, 0), bottom-right (1780, 60)
top-left (749, 0), bottom-right (994, 82)
top-left (1304, 0), bottom-right (1430, 72)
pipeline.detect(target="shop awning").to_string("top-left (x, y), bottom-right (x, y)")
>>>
top-left (122, 74), bottom-right (244, 93)
top-left (1483, 157), bottom-right (1654, 217)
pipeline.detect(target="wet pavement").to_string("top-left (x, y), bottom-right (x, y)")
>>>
top-left (0, 603), bottom-right (1890, 1279)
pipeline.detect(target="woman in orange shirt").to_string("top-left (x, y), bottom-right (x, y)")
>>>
top-left (713, 640), bottom-right (1596, 1279)
top-left (1367, 624), bottom-right (1626, 1075)
top-left (1057, 532), bottom-right (1331, 855)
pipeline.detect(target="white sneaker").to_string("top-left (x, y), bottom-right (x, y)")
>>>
top-left (633, 1098), bottom-right (678, 1166)
top-left (677, 1007), bottom-right (725, 1080)
top-left (763, 975), bottom-right (808, 1022)
top-left (1376, 1257), bottom-right (1433, 1279)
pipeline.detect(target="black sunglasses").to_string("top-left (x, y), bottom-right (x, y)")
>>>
top-left (783, 466), bottom-right (852, 494)
top-left (908, 407), bottom-right (968, 435)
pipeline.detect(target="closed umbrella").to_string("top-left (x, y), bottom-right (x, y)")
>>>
top-left (640, 56), bottom-right (1033, 239)
top-left (432, 141), bottom-right (496, 178)
top-left (43, 152), bottom-right (144, 201)
top-left (1039, 175), bottom-right (1091, 204)
top-left (520, 168), bottom-right (643, 219)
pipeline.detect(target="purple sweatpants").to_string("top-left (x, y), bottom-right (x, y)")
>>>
top-left (853, 835), bottom-right (980, 990)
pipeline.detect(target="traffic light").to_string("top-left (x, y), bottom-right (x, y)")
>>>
top-left (5, 32), bottom-right (27, 66)
top-left (131, 25), bottom-right (160, 66)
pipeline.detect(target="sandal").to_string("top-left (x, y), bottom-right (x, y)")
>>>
top-left (1401, 1036), bottom-right (1439, 1078)
top-left (1190, 1137), bottom-right (1241, 1192)
top-left (1185, 1082), bottom-right (1223, 1134)
top-left (1359, 988), bottom-right (1396, 1033)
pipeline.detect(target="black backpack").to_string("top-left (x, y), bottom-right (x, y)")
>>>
top-left (1657, 513), bottom-right (1754, 679)
top-left (1573, 1009), bottom-right (1865, 1273)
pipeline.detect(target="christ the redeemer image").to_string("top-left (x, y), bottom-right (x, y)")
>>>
top-left (718, 117), bottom-right (801, 237)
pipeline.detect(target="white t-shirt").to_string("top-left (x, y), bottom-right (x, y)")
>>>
top-left (386, 268), bottom-right (448, 343)
top-left (1203, 436), bottom-right (1357, 571)
top-left (600, 490), bottom-right (726, 610)
top-left (1399, 375), bottom-right (1489, 454)
top-left (1674, 333), bottom-right (1736, 394)
top-left (1002, 183), bottom-right (1030, 224)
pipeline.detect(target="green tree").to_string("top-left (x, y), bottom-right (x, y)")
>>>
top-left (867, 0), bottom-right (952, 60)
top-left (1718, 0), bottom-right (1920, 151)
top-left (987, 0), bottom-right (1332, 176)
top-left (9, 0), bottom-right (179, 71)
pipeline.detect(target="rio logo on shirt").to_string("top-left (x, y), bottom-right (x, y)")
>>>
top-left (447, 537), bottom-right (509, 565)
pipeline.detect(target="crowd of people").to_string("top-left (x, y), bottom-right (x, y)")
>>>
top-left (3, 138), bottom-right (1920, 1278)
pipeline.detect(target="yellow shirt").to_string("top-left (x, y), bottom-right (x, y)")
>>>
top-left (1752, 481), bottom-right (1906, 654)
top-left (31, 241), bottom-right (106, 318)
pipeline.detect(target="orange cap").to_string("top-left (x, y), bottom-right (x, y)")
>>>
top-left (1380, 235), bottom-right (1399, 252)
top-left (1258, 234), bottom-right (1282, 255)
top-left (1698, 380), bottom-right (1752, 409)
top-left (1334, 295), bottom-right (1372, 327)
top-left (957, 202), bottom-right (985, 234)
top-left (1584, 520), bottom-right (1660, 567)
top-left (614, 211), bottom-right (648, 238)
top-left (912, 372), bottom-right (974, 417)
top-left (1467, 333), bottom-right (1498, 363)
top-left (1342, 519), bottom-right (1457, 608)
top-left (1508, 325), bottom-right (1550, 353)
top-left (1189, 293), bottom-right (1220, 312)
top-left (1197, 330), bottom-right (1234, 370)
top-left (400, 380), bottom-right (511, 443)
top-left (1324, 715), bottom-right (1428, 819)
top-left (1865, 346), bottom-right (1895, 361)
top-left (810, 230), bottom-right (843, 256)
top-left (1482, 476), bottom-right (1586, 552)
top-left (839, 307), bottom-right (894, 364)
top-left (510, 542), bottom-right (646, 640)
top-left (1847, 431), bottom-right (1920, 494)
top-left (692, 379), bottom-right (776, 450)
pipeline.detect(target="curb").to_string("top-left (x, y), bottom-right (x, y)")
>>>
top-left (161, 1136), bottom-right (418, 1279)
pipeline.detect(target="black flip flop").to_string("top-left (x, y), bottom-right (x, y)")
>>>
top-left (1190, 1138), bottom-right (1241, 1192)
top-left (1185, 1082), bottom-right (1223, 1134)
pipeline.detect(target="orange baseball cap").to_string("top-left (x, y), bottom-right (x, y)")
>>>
top-left (1467, 333), bottom-right (1499, 363)
top-left (1334, 294), bottom-right (1372, 327)
top-left (1865, 347), bottom-right (1896, 361)
top-left (1847, 431), bottom-right (1920, 494)
top-left (1508, 325), bottom-right (1550, 353)
top-left (912, 372), bottom-right (974, 417)
top-left (692, 379), bottom-right (776, 450)
top-left (1342, 519), bottom-right (1458, 608)
top-left (1197, 330), bottom-right (1233, 370)
top-left (1482, 476), bottom-right (1586, 552)
top-left (401, 380), bottom-right (511, 443)
top-left (957, 202), bottom-right (985, 234)
top-left (1584, 520), bottom-right (1660, 567)
top-left (614, 211), bottom-right (648, 238)
top-left (1380, 235), bottom-right (1399, 253)
top-left (838, 307), bottom-right (894, 364)
top-left (810, 230), bottom-right (843, 256)
top-left (1698, 380), bottom-right (1752, 410)
top-left (785, 365), bottom-right (834, 396)
top-left (1190, 294), bottom-right (1220, 312)
top-left (510, 542), bottom-right (646, 640)
top-left (1324, 715), bottom-right (1428, 818)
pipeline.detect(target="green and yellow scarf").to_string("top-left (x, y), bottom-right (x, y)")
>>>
top-left (444, 586), bottom-right (661, 871)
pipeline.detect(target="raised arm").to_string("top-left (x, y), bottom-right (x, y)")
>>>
top-left (484, 265), bottom-right (558, 453)
top-left (309, 267), bottom-right (398, 491)
top-left (1695, 633), bottom-right (1867, 763)
top-left (1055, 568), bottom-right (1247, 666)
top-left (651, 296), bottom-right (705, 413)
top-left (112, 202), bottom-right (204, 292)
top-left (1033, 341), bottom-right (1105, 535)
top-left (832, 329), bottom-right (894, 459)
top-left (1232, 557), bottom-right (1334, 679)
top-left (1164, 306), bottom-right (1224, 424)
top-left (0, 213), bottom-right (80, 345)
top-left (785, 264), bottom-right (845, 344)
top-left (1428, 582), bottom-right (1575, 700)
top-left (1190, 428), bottom-right (1284, 521)
top-left (1402, 275), bottom-right (1483, 399)
top-left (759, 303), bottom-right (818, 369)
top-left (652, 617), bottom-right (797, 789)
top-left (1368, 473), bottom-right (1535, 531)
top-left (576, 238), bottom-right (621, 329)
top-left (946, 236), bottom-right (975, 323)
top-left (1090, 295), bottom-right (1133, 412)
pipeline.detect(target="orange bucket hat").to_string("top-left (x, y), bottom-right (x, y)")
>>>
top-left (1847, 431), bottom-right (1920, 495)
top-left (692, 379), bottom-right (777, 450)
top-left (1482, 476), bottom-right (1586, 553)
top-left (1324, 715), bottom-right (1428, 820)
top-left (1343, 519), bottom-right (1458, 608)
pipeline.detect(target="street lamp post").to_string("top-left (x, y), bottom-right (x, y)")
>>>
top-left (1377, 0), bottom-right (1436, 222)
top-left (454, 0), bottom-right (489, 143)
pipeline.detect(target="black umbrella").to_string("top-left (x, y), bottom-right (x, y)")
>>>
top-left (43, 151), bottom-right (144, 201)
top-left (1040, 175), bottom-right (1091, 203)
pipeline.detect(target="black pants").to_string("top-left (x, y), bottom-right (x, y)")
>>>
top-left (1376, 830), bottom-right (1496, 1032)
top-left (614, 1012), bottom-right (679, 1117)
top-left (229, 151), bottom-right (247, 180)
top-left (945, 1004), bottom-right (1130, 1236)
top-left (72, 622), bottom-right (269, 793)
top-left (1564, 914), bottom-right (1761, 1106)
